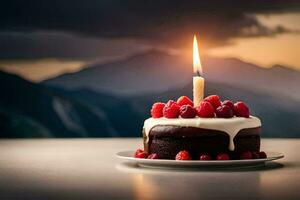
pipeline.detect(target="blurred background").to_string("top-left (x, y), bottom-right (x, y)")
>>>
top-left (0, 0), bottom-right (299, 138)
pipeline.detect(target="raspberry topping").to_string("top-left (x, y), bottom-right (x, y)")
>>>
top-left (134, 149), bottom-right (148, 158)
top-left (216, 153), bottom-right (230, 160)
top-left (215, 105), bottom-right (234, 118)
top-left (147, 153), bottom-right (159, 159)
top-left (177, 96), bottom-right (194, 107)
top-left (199, 154), bottom-right (212, 160)
top-left (259, 151), bottom-right (267, 158)
top-left (163, 100), bottom-right (180, 118)
top-left (234, 101), bottom-right (250, 118)
top-left (151, 102), bottom-right (165, 118)
top-left (222, 100), bottom-right (235, 111)
top-left (196, 101), bottom-right (215, 118)
top-left (134, 149), bottom-right (143, 156)
top-left (204, 95), bottom-right (222, 110)
top-left (175, 150), bottom-right (192, 160)
top-left (180, 105), bottom-right (197, 118)
top-left (240, 151), bottom-right (253, 159)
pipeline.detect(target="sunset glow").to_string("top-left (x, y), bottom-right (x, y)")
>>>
top-left (208, 34), bottom-right (300, 69)
top-left (208, 13), bottom-right (300, 70)
top-left (0, 59), bottom-right (86, 82)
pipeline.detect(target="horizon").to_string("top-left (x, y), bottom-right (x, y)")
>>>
top-left (1, 47), bottom-right (300, 83)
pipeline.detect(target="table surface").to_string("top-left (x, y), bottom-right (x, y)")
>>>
top-left (0, 138), bottom-right (299, 200)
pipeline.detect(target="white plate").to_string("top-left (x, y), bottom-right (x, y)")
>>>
top-left (116, 151), bottom-right (284, 169)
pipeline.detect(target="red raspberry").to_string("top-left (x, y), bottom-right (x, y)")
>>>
top-left (234, 101), bottom-right (250, 118)
top-left (199, 154), bottom-right (212, 160)
top-left (215, 105), bottom-right (234, 118)
top-left (259, 151), bottom-right (267, 158)
top-left (252, 152), bottom-right (260, 159)
top-left (147, 153), bottom-right (159, 159)
top-left (135, 149), bottom-right (143, 156)
top-left (204, 95), bottom-right (222, 110)
top-left (134, 149), bottom-right (148, 158)
top-left (177, 96), bottom-right (194, 107)
top-left (216, 153), bottom-right (230, 160)
top-left (240, 151), bottom-right (253, 159)
top-left (196, 101), bottom-right (215, 118)
top-left (222, 100), bottom-right (234, 110)
top-left (175, 150), bottom-right (192, 160)
top-left (163, 100), bottom-right (180, 118)
top-left (150, 102), bottom-right (165, 118)
top-left (180, 105), bottom-right (197, 118)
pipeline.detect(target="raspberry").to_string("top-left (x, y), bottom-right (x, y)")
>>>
top-left (204, 95), bottom-right (222, 110)
top-left (177, 96), bottom-right (194, 107)
top-left (180, 105), bottom-right (197, 118)
top-left (240, 151), bottom-right (253, 159)
top-left (252, 152), bottom-right (259, 159)
top-left (175, 150), bottom-right (192, 160)
top-left (215, 105), bottom-right (234, 118)
top-left (163, 100), bottom-right (180, 118)
top-left (150, 102), bottom-right (165, 118)
top-left (147, 153), bottom-right (159, 159)
top-left (199, 154), bottom-right (212, 160)
top-left (196, 101), bottom-right (215, 118)
top-left (134, 149), bottom-right (148, 158)
top-left (259, 151), bottom-right (267, 158)
top-left (222, 100), bottom-right (234, 110)
top-left (216, 153), bottom-right (230, 160)
top-left (134, 149), bottom-right (143, 156)
top-left (234, 101), bottom-right (250, 118)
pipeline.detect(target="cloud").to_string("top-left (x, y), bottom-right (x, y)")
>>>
top-left (1, 1), bottom-right (299, 81)
top-left (0, 31), bottom-right (150, 59)
top-left (1, 0), bottom-right (299, 47)
top-left (238, 15), bottom-right (296, 37)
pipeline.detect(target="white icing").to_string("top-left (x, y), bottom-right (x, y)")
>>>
top-left (143, 116), bottom-right (261, 151)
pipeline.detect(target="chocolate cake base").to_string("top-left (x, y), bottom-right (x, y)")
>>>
top-left (143, 125), bottom-right (261, 159)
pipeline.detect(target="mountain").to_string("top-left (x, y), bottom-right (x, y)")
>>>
top-left (42, 50), bottom-right (300, 138)
top-left (0, 71), bottom-right (142, 138)
top-left (1, 70), bottom-right (299, 137)
top-left (202, 58), bottom-right (300, 102)
top-left (43, 50), bottom-right (192, 95)
top-left (43, 50), bottom-right (300, 102)
top-left (2, 49), bottom-right (300, 138)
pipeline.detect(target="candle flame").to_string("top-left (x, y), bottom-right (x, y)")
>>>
top-left (193, 35), bottom-right (203, 75)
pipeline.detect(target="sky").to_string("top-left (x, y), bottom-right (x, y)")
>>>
top-left (208, 13), bottom-right (300, 69)
top-left (0, 0), bottom-right (299, 82)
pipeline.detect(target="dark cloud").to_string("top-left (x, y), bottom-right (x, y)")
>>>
top-left (1, 0), bottom-right (299, 45)
top-left (0, 0), bottom-right (299, 60)
top-left (0, 31), bottom-right (148, 59)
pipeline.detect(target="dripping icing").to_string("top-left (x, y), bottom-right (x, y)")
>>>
top-left (143, 116), bottom-right (261, 151)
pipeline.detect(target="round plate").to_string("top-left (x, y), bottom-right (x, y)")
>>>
top-left (116, 151), bottom-right (284, 169)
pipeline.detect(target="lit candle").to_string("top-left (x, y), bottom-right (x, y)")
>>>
top-left (193, 35), bottom-right (204, 107)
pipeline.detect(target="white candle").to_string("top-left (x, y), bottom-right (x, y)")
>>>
top-left (193, 76), bottom-right (204, 107)
top-left (193, 35), bottom-right (204, 107)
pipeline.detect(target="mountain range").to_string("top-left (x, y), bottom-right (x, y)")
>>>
top-left (1, 50), bottom-right (300, 137)
top-left (0, 71), bottom-right (142, 138)
top-left (44, 50), bottom-right (300, 102)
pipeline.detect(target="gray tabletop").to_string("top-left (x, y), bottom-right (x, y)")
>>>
top-left (0, 138), bottom-right (299, 200)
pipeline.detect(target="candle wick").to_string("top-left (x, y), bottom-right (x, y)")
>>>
top-left (195, 70), bottom-right (201, 77)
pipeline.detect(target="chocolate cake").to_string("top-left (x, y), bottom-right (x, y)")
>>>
top-left (143, 117), bottom-right (261, 159)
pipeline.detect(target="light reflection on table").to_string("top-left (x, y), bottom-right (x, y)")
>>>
top-left (0, 138), bottom-right (299, 200)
